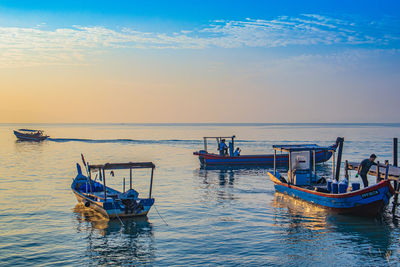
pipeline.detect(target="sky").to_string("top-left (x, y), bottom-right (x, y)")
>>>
top-left (0, 0), bottom-right (399, 123)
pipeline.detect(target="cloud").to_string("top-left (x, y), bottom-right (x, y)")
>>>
top-left (0, 14), bottom-right (398, 67)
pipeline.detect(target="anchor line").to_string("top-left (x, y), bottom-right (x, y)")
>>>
top-left (112, 201), bottom-right (125, 226)
top-left (154, 204), bottom-right (168, 226)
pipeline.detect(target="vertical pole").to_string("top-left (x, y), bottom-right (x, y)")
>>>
top-left (204, 137), bottom-right (207, 152)
top-left (385, 161), bottom-right (389, 180)
top-left (376, 161), bottom-right (380, 183)
top-left (130, 168), bottom-right (132, 190)
top-left (313, 150), bottom-right (316, 177)
top-left (332, 151), bottom-right (335, 180)
top-left (103, 169), bottom-right (107, 199)
top-left (394, 138), bottom-right (398, 167)
top-left (392, 138), bottom-right (399, 214)
top-left (274, 149), bottom-right (276, 176)
top-left (149, 167), bottom-right (154, 198)
top-left (345, 160), bottom-right (349, 180)
top-left (288, 151), bottom-right (292, 184)
top-left (335, 137), bottom-right (344, 181)
top-left (232, 136), bottom-right (235, 151)
top-left (123, 177), bottom-right (125, 193)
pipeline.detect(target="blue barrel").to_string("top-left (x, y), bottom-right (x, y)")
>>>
top-left (352, 182), bottom-right (360, 191)
top-left (332, 181), bottom-right (338, 194)
top-left (326, 179), bottom-right (332, 192)
top-left (338, 180), bottom-right (348, 194)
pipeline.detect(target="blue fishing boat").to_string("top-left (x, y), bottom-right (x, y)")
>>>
top-left (13, 129), bottom-right (49, 141)
top-left (71, 157), bottom-right (155, 218)
top-left (193, 136), bottom-right (338, 167)
top-left (268, 138), bottom-right (395, 217)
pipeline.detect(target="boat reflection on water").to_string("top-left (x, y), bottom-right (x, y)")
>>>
top-left (73, 203), bottom-right (155, 265)
top-left (272, 191), bottom-right (329, 231)
top-left (195, 167), bottom-right (239, 203)
top-left (272, 192), bottom-right (397, 263)
top-left (195, 166), bottom-right (270, 204)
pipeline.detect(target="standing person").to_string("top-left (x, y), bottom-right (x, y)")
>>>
top-left (356, 154), bottom-right (377, 188)
top-left (219, 139), bottom-right (228, 156)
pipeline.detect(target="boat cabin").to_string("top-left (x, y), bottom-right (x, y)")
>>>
top-left (272, 144), bottom-right (337, 186)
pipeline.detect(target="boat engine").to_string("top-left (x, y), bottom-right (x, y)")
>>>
top-left (122, 199), bottom-right (143, 214)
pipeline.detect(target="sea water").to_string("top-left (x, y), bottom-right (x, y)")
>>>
top-left (0, 123), bottom-right (399, 266)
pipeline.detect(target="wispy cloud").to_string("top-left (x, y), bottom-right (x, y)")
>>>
top-left (0, 14), bottom-right (398, 67)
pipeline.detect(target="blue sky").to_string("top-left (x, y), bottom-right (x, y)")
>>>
top-left (0, 0), bottom-right (399, 122)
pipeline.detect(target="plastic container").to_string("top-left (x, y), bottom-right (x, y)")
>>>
top-left (326, 179), bottom-right (332, 192)
top-left (351, 182), bottom-right (360, 191)
top-left (332, 181), bottom-right (338, 194)
top-left (338, 180), bottom-right (348, 194)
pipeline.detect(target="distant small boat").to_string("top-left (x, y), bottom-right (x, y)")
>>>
top-left (193, 135), bottom-right (339, 167)
top-left (71, 158), bottom-right (156, 218)
top-left (268, 138), bottom-right (396, 217)
top-left (13, 129), bottom-right (49, 141)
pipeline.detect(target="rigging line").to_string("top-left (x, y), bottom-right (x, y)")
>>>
top-left (154, 204), bottom-right (168, 226)
top-left (111, 201), bottom-right (125, 226)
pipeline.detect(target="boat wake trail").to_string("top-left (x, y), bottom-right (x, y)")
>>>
top-left (47, 138), bottom-right (202, 145)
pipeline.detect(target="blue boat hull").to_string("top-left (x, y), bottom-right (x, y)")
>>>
top-left (72, 187), bottom-right (154, 218)
top-left (268, 172), bottom-right (395, 217)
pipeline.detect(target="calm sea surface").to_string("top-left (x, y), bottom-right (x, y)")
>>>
top-left (1, 123), bottom-right (400, 266)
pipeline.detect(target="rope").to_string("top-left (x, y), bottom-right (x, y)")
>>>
top-left (154, 204), bottom-right (168, 226)
top-left (111, 200), bottom-right (124, 226)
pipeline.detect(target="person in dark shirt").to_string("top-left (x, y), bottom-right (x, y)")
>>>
top-left (357, 154), bottom-right (377, 187)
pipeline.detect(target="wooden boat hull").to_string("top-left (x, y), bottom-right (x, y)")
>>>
top-left (13, 130), bottom-right (48, 141)
top-left (268, 172), bottom-right (395, 217)
top-left (72, 188), bottom-right (154, 218)
top-left (194, 149), bottom-right (334, 166)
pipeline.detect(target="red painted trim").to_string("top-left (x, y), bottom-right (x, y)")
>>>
top-left (268, 172), bottom-right (395, 198)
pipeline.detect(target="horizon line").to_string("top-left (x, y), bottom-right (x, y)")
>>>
top-left (2, 122), bottom-right (400, 125)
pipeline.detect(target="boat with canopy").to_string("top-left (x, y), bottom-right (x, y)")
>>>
top-left (71, 156), bottom-right (156, 218)
top-left (267, 138), bottom-right (396, 217)
top-left (13, 129), bottom-right (49, 141)
top-left (193, 135), bottom-right (339, 167)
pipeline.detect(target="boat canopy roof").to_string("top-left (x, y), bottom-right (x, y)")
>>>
top-left (18, 129), bottom-right (41, 132)
top-left (89, 162), bottom-right (155, 171)
top-left (273, 144), bottom-right (334, 152)
top-left (203, 135), bottom-right (235, 140)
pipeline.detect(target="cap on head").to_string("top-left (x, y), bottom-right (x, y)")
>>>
top-left (370, 154), bottom-right (377, 159)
